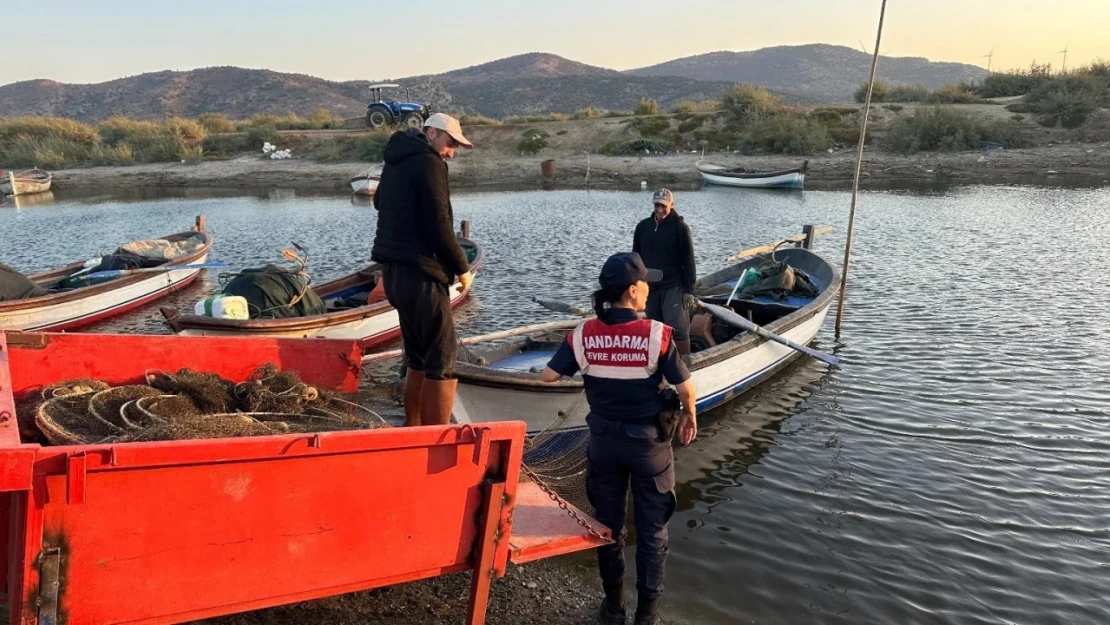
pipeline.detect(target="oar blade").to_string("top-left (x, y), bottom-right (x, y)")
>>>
top-left (701, 302), bottom-right (840, 366)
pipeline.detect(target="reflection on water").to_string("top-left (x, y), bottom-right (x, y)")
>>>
top-left (3, 183), bottom-right (1110, 625)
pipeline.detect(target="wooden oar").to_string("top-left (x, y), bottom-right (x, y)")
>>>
top-left (700, 302), bottom-right (840, 366)
top-left (532, 296), bottom-right (590, 316)
top-left (84, 262), bottom-right (230, 280)
top-left (361, 319), bottom-right (581, 364)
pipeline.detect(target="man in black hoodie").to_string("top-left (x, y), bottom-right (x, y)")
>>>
top-left (372, 113), bottom-right (474, 427)
top-left (632, 188), bottom-right (696, 356)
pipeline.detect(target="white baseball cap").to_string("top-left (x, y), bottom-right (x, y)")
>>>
top-left (423, 113), bottom-right (473, 149)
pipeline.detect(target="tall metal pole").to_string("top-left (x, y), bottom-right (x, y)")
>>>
top-left (834, 0), bottom-right (888, 337)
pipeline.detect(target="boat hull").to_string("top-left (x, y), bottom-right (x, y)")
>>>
top-left (699, 170), bottom-right (805, 189)
top-left (454, 302), bottom-right (831, 436)
top-left (350, 176), bottom-right (379, 196)
top-left (2, 170), bottom-right (53, 196)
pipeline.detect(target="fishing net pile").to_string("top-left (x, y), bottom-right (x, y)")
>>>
top-left (519, 381), bottom-right (594, 515)
top-left (23, 364), bottom-right (384, 446)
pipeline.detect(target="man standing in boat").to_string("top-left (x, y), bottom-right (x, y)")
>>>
top-left (632, 188), bottom-right (696, 356)
top-left (372, 113), bottom-right (474, 427)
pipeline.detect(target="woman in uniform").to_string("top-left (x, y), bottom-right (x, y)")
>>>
top-left (541, 251), bottom-right (697, 625)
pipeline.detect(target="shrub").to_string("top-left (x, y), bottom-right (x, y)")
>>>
top-left (1011, 114), bottom-right (1025, 121)
top-left (311, 140), bottom-right (347, 163)
top-left (180, 145), bottom-right (204, 164)
top-left (0, 135), bottom-right (86, 169)
top-left (196, 113), bottom-right (238, 134)
top-left (458, 114), bottom-right (501, 126)
top-left (355, 130), bottom-right (391, 162)
top-left (309, 109), bottom-right (343, 129)
top-left (634, 97), bottom-right (659, 116)
top-left (1023, 74), bottom-right (1105, 128)
top-left (164, 117), bottom-right (207, 145)
top-left (88, 143), bottom-right (136, 166)
top-left (517, 129), bottom-right (550, 155)
top-left (624, 116), bottom-right (671, 138)
top-left (810, 109), bottom-right (845, 124)
top-left (887, 84), bottom-right (930, 102)
top-left (245, 124), bottom-right (280, 147)
top-left (556, 130), bottom-right (568, 135)
top-left (202, 133), bottom-right (252, 157)
top-left (855, 79), bottom-right (890, 103)
top-left (721, 84), bottom-right (783, 124)
top-left (883, 104), bottom-right (904, 112)
top-left (573, 107), bottom-right (604, 120)
top-left (602, 110), bottom-right (633, 118)
top-left (96, 116), bottom-right (163, 146)
top-left (600, 138), bottom-right (668, 155)
top-left (503, 113), bottom-right (567, 124)
top-left (677, 116), bottom-right (708, 133)
top-left (977, 62), bottom-right (1054, 98)
top-left (740, 115), bottom-right (832, 155)
top-left (0, 117), bottom-right (100, 146)
top-left (926, 84), bottom-right (979, 104)
top-left (886, 107), bottom-right (1032, 154)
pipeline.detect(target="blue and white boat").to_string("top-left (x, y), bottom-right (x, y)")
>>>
top-left (451, 246), bottom-right (838, 439)
top-left (697, 160), bottom-right (808, 189)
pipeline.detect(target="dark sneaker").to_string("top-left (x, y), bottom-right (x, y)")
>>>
top-left (632, 598), bottom-right (659, 625)
top-left (599, 600), bottom-right (627, 625)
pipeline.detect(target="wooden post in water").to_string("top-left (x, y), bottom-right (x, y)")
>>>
top-left (459, 220), bottom-right (471, 239)
top-left (835, 0), bottom-right (888, 337)
top-left (801, 224), bottom-right (816, 250)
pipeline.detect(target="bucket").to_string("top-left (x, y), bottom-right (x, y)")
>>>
top-left (541, 159), bottom-right (556, 177)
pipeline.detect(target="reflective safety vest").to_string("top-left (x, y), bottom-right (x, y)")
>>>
top-left (570, 317), bottom-right (671, 380)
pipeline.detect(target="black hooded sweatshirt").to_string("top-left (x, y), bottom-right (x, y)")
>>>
top-left (372, 129), bottom-right (470, 285)
top-left (632, 209), bottom-right (696, 293)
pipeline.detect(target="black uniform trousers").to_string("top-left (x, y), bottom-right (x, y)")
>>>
top-left (586, 418), bottom-right (677, 601)
top-left (382, 262), bottom-right (457, 380)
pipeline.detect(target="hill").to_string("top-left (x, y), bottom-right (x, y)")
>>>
top-left (627, 44), bottom-right (988, 101)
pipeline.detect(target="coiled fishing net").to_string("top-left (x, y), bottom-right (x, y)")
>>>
top-left (29, 364), bottom-right (385, 446)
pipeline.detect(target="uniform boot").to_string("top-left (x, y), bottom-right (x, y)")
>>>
top-left (675, 339), bottom-right (692, 356)
top-left (633, 597), bottom-right (660, 625)
top-left (419, 378), bottom-right (458, 426)
top-left (402, 369), bottom-right (425, 427)
top-left (598, 580), bottom-right (626, 625)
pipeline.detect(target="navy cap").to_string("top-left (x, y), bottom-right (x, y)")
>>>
top-left (599, 252), bottom-right (663, 289)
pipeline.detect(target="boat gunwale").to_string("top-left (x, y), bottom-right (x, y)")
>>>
top-left (697, 160), bottom-right (808, 180)
top-left (0, 229), bottom-right (213, 313)
top-left (162, 237), bottom-right (483, 333)
top-left (453, 248), bottom-right (839, 390)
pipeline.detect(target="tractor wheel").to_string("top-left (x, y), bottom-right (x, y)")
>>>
top-left (366, 105), bottom-right (393, 129)
top-left (402, 112), bottom-right (424, 129)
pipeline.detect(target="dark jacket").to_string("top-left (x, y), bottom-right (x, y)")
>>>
top-left (632, 210), bottom-right (696, 293)
top-left (372, 129), bottom-right (470, 285)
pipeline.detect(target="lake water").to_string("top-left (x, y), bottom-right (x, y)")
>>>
top-left (3, 182), bottom-right (1109, 625)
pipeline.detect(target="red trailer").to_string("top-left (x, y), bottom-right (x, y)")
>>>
top-left (0, 331), bottom-right (607, 625)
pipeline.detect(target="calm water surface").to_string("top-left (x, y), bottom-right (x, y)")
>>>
top-left (3, 182), bottom-right (1109, 625)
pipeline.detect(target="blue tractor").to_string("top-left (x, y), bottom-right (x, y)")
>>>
top-left (365, 83), bottom-right (429, 129)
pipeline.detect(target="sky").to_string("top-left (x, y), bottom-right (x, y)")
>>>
top-left (1, 0), bottom-right (1108, 85)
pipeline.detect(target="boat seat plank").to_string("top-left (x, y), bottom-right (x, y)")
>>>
top-left (509, 479), bottom-right (611, 565)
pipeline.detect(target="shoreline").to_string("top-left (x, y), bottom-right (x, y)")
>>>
top-left (47, 143), bottom-right (1110, 194)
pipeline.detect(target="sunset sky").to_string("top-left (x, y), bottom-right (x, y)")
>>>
top-left (1, 0), bottom-right (1107, 85)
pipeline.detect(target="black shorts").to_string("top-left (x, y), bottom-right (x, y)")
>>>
top-left (645, 286), bottom-right (690, 341)
top-left (382, 263), bottom-right (457, 380)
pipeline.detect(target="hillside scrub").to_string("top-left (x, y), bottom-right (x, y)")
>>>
top-left (459, 115), bottom-right (501, 126)
top-left (0, 116), bottom-right (208, 167)
top-left (196, 113), bottom-right (238, 134)
top-left (854, 80), bottom-right (890, 103)
top-left (635, 97), bottom-right (660, 116)
top-left (1021, 73), bottom-right (1108, 128)
top-left (721, 84), bottom-right (783, 123)
top-left (517, 129), bottom-right (551, 155)
top-left (572, 107), bottom-right (604, 120)
top-left (886, 107), bottom-right (1031, 154)
top-left (503, 113), bottom-right (568, 124)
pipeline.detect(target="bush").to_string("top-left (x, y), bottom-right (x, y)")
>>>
top-left (600, 138), bottom-right (668, 155)
top-left (883, 104), bottom-right (905, 112)
top-left (245, 124), bottom-right (281, 147)
top-left (1023, 74), bottom-right (1105, 128)
top-left (634, 97), bottom-right (659, 116)
top-left (458, 114), bottom-right (501, 126)
top-left (926, 84), bottom-right (979, 104)
top-left (202, 133), bottom-right (251, 157)
top-left (677, 116), bottom-right (709, 133)
top-left (855, 79), bottom-right (890, 103)
top-left (602, 110), bottom-right (633, 118)
top-left (978, 62), bottom-right (1054, 98)
top-left (517, 129), bottom-right (550, 155)
top-left (1011, 114), bottom-right (1025, 121)
top-left (721, 84), bottom-right (782, 124)
top-left (0, 117), bottom-right (100, 146)
top-left (180, 145), bottom-right (204, 164)
top-left (740, 115), bottom-right (832, 155)
top-left (886, 107), bottom-right (1032, 154)
top-left (810, 109), bottom-right (845, 124)
top-left (311, 140), bottom-right (348, 163)
top-left (503, 113), bottom-right (567, 124)
top-left (355, 130), bottom-right (391, 162)
top-left (573, 107), bottom-right (604, 120)
top-left (164, 117), bottom-right (207, 145)
top-left (88, 143), bottom-right (136, 166)
top-left (96, 116), bottom-right (162, 147)
top-left (624, 116), bottom-right (671, 138)
top-left (196, 113), bottom-right (238, 134)
top-left (888, 84), bottom-right (930, 102)
top-left (309, 109), bottom-right (343, 129)
top-left (0, 135), bottom-right (87, 169)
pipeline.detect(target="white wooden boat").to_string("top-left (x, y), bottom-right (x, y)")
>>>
top-left (161, 237), bottom-right (482, 350)
top-left (451, 246), bottom-right (837, 438)
top-left (0, 217), bottom-right (212, 331)
top-left (1, 169), bottom-right (53, 196)
top-left (697, 160), bottom-right (807, 189)
top-left (350, 174), bottom-right (380, 197)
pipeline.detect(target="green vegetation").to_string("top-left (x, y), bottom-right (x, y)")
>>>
top-left (600, 138), bottom-right (668, 155)
top-left (1011, 114), bottom-right (1025, 121)
top-left (977, 62), bottom-right (1055, 98)
top-left (503, 113), bottom-right (568, 124)
top-left (886, 107), bottom-right (1032, 154)
top-left (854, 80), bottom-right (889, 103)
top-left (925, 83), bottom-right (979, 104)
top-left (720, 84), bottom-right (782, 123)
top-left (240, 110), bottom-right (343, 131)
top-left (517, 129), bottom-right (551, 155)
top-left (458, 114), bottom-right (501, 126)
top-left (0, 115), bottom-right (207, 168)
top-left (572, 107), bottom-right (604, 120)
top-left (196, 113), bottom-right (238, 134)
top-left (740, 116), bottom-right (831, 155)
top-left (882, 104), bottom-right (904, 112)
top-left (354, 130), bottom-right (391, 162)
top-left (1022, 73), bottom-right (1107, 128)
top-left (635, 97), bottom-right (659, 116)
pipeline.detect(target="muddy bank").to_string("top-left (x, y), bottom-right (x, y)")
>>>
top-left (49, 142), bottom-right (1110, 193)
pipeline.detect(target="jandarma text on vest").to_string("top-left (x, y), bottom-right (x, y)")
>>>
top-left (582, 335), bottom-right (650, 350)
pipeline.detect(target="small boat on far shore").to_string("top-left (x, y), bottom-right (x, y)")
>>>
top-left (697, 160), bottom-right (808, 189)
top-left (1, 169), bottom-right (53, 196)
top-left (350, 174), bottom-right (380, 197)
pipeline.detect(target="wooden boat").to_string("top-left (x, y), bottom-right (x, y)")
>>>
top-left (161, 236), bottom-right (483, 349)
top-left (697, 160), bottom-right (808, 189)
top-left (1, 169), bottom-right (53, 196)
top-left (451, 245), bottom-right (837, 437)
top-left (0, 216), bottom-right (213, 331)
top-left (350, 174), bottom-right (380, 196)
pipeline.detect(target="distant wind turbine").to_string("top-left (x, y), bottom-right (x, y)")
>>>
top-left (858, 39), bottom-right (893, 56)
top-left (1058, 45), bottom-right (1069, 72)
top-left (982, 46), bottom-right (995, 72)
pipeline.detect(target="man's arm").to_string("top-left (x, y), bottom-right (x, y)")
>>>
top-left (632, 221), bottom-right (642, 256)
top-left (680, 221), bottom-right (696, 293)
top-left (414, 157), bottom-right (470, 278)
